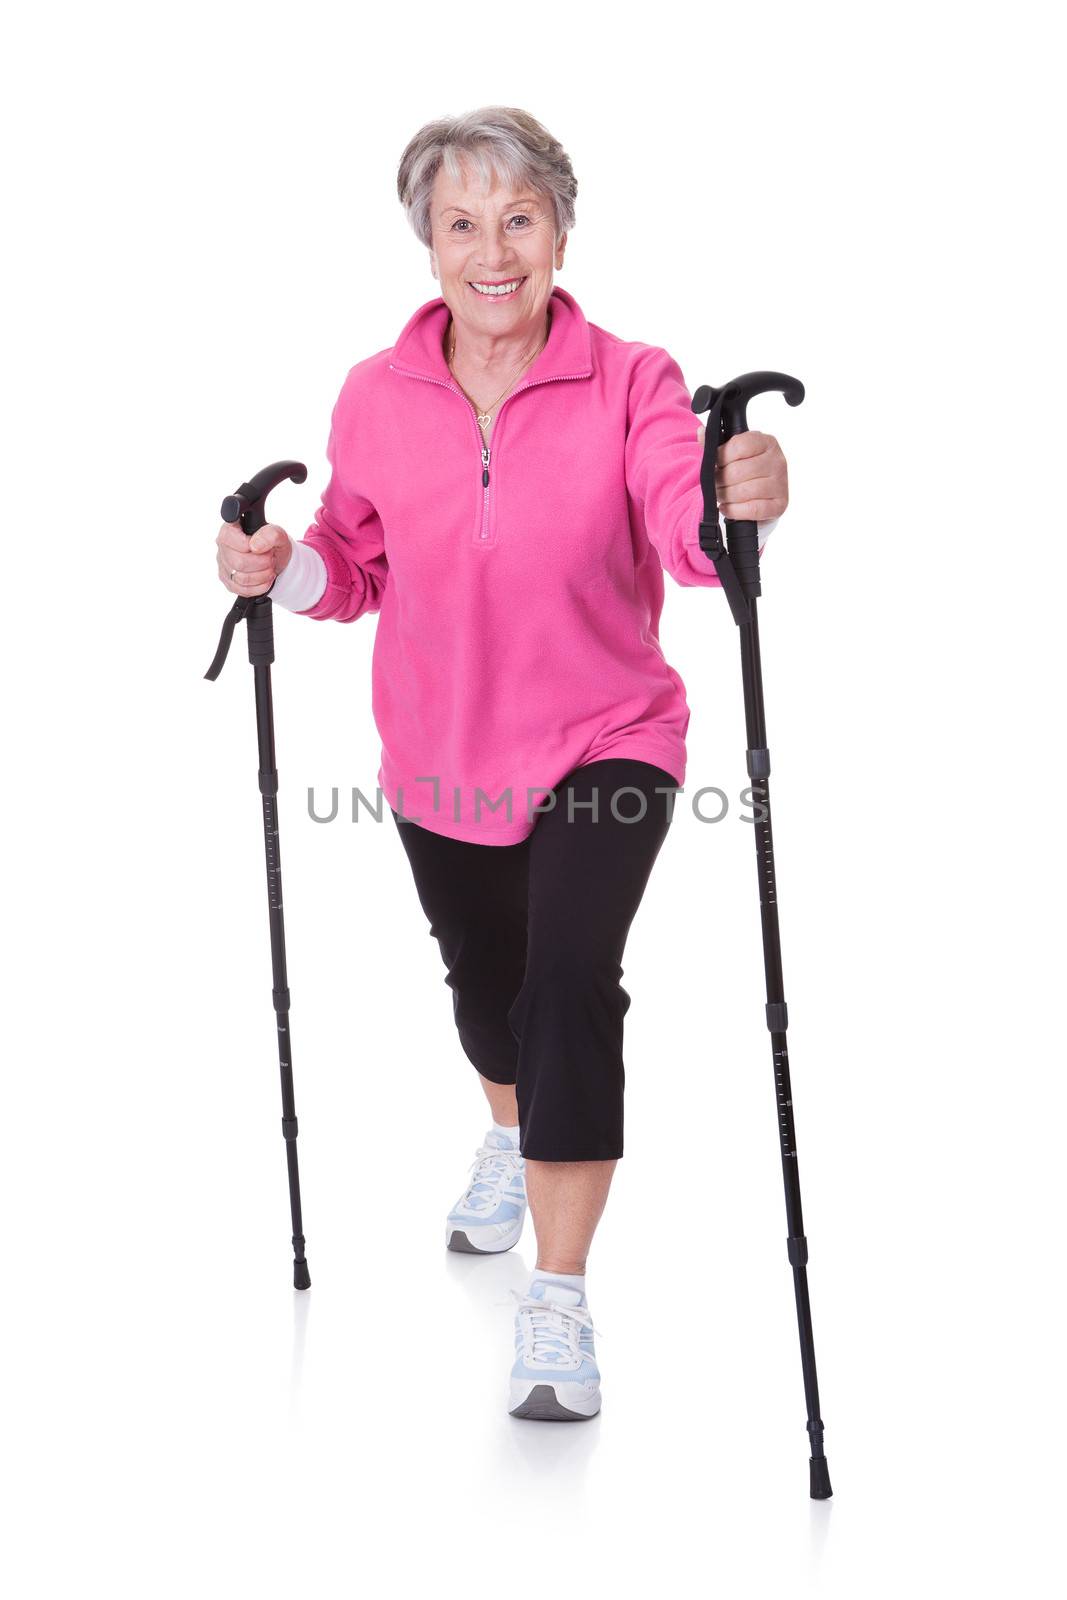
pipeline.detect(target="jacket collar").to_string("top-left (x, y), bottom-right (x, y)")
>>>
top-left (389, 283), bottom-right (593, 385)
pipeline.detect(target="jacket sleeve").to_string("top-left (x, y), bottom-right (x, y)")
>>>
top-left (624, 344), bottom-right (775, 590)
top-left (293, 389), bottom-right (390, 624)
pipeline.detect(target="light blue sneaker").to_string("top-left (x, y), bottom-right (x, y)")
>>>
top-left (509, 1279), bottom-right (602, 1420)
top-left (445, 1128), bottom-right (526, 1255)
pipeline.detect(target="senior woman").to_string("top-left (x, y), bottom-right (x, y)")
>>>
top-left (215, 106), bottom-right (789, 1423)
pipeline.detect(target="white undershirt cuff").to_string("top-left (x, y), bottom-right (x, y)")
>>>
top-left (269, 540), bottom-right (328, 611)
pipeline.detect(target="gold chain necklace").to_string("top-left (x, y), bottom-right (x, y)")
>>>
top-left (447, 318), bottom-right (548, 432)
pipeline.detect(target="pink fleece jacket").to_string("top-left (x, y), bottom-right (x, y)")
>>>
top-left (284, 285), bottom-right (754, 845)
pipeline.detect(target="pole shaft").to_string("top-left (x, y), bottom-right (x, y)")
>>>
top-left (736, 597), bottom-right (829, 1489)
top-left (253, 651), bottom-right (309, 1285)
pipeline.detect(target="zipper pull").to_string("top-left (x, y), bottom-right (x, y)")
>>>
top-left (482, 445), bottom-right (490, 487)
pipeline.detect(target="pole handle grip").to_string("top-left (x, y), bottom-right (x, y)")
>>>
top-left (692, 371), bottom-right (804, 445)
top-left (221, 459), bottom-right (308, 538)
top-left (691, 373), bottom-right (804, 621)
top-left (206, 459), bottom-right (308, 680)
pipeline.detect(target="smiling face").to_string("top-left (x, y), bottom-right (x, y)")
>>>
top-left (427, 159), bottom-right (566, 355)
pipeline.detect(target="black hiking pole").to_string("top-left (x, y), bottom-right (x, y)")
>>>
top-left (691, 373), bottom-right (832, 1499)
top-left (204, 460), bottom-right (311, 1291)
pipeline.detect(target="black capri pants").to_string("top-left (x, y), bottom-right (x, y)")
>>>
top-left (390, 758), bottom-right (679, 1161)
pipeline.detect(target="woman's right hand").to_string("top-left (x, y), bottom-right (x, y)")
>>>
top-left (216, 520), bottom-right (293, 596)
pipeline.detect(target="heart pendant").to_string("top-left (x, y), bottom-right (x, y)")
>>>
top-left (477, 412), bottom-right (492, 430)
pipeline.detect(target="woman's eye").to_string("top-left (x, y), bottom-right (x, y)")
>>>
top-left (450, 215), bottom-right (533, 232)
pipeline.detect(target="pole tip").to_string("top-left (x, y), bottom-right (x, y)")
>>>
top-left (294, 1259), bottom-right (311, 1291)
top-left (809, 1456), bottom-right (833, 1499)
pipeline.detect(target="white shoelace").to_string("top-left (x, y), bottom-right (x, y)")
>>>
top-left (510, 1289), bottom-right (601, 1368)
top-left (454, 1144), bottom-right (525, 1217)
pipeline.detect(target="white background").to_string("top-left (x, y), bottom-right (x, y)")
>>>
top-left (4, 2), bottom-right (1064, 1594)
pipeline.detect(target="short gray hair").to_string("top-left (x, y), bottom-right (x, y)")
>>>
top-left (396, 106), bottom-right (577, 250)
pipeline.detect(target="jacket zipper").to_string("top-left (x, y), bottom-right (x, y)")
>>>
top-left (480, 443), bottom-right (491, 541)
top-left (389, 365), bottom-right (589, 545)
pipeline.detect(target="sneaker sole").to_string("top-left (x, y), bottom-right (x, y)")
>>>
top-left (509, 1382), bottom-right (600, 1422)
top-left (445, 1224), bottom-right (522, 1255)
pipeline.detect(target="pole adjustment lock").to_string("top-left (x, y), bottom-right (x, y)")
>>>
top-left (787, 1235), bottom-right (809, 1267)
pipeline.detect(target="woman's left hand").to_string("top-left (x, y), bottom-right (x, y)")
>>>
top-left (696, 425), bottom-right (789, 522)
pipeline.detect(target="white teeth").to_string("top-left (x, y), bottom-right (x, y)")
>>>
top-left (469, 278), bottom-right (524, 296)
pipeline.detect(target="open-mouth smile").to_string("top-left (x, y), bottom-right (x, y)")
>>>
top-left (467, 277), bottom-right (527, 298)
